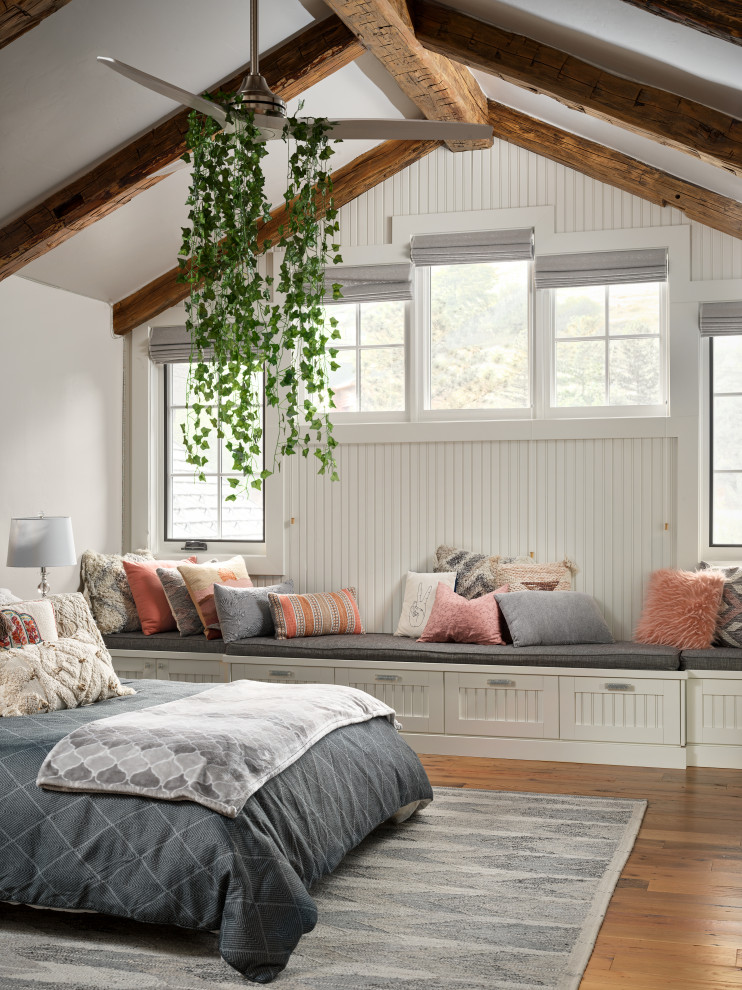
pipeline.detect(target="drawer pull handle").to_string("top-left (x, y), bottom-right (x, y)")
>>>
top-left (605, 683), bottom-right (634, 691)
top-left (270, 670), bottom-right (294, 678)
top-left (488, 679), bottom-right (515, 687)
top-left (157, 662), bottom-right (166, 670)
top-left (375, 674), bottom-right (401, 682)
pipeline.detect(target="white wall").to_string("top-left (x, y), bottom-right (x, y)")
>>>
top-left (128, 137), bottom-right (742, 640)
top-left (0, 277), bottom-right (123, 598)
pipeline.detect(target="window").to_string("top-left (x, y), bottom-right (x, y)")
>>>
top-left (426, 260), bottom-right (531, 411)
top-left (550, 281), bottom-right (665, 412)
top-left (164, 364), bottom-right (264, 543)
top-left (325, 300), bottom-right (407, 414)
top-left (710, 335), bottom-right (742, 546)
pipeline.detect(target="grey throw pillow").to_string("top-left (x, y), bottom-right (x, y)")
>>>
top-left (494, 591), bottom-right (613, 647)
top-left (214, 580), bottom-right (295, 643)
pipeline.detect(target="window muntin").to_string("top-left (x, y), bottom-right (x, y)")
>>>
top-left (552, 282), bottom-right (663, 409)
top-left (165, 364), bottom-right (264, 542)
top-left (427, 260), bottom-right (530, 411)
top-left (710, 335), bottom-right (742, 546)
top-left (326, 300), bottom-right (406, 413)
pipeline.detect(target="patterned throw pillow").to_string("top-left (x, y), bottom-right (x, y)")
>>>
top-left (178, 557), bottom-right (252, 639)
top-left (156, 568), bottom-right (204, 637)
top-left (417, 583), bottom-right (509, 645)
top-left (1, 599), bottom-right (59, 649)
top-left (122, 557), bottom-right (197, 636)
top-left (496, 558), bottom-right (577, 592)
top-left (81, 549), bottom-right (154, 635)
top-left (698, 562), bottom-right (742, 647)
top-left (214, 580), bottom-right (295, 643)
top-left (634, 568), bottom-right (725, 649)
top-left (268, 588), bottom-right (363, 640)
top-left (434, 546), bottom-right (531, 599)
top-left (395, 572), bottom-right (457, 638)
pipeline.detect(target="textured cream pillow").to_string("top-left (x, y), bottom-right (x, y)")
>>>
top-left (497, 558), bottom-right (577, 592)
top-left (394, 571), bottom-right (457, 638)
top-left (81, 549), bottom-right (154, 635)
top-left (0, 638), bottom-right (135, 717)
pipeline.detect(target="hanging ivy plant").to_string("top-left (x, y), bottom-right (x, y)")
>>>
top-left (177, 103), bottom-right (342, 500)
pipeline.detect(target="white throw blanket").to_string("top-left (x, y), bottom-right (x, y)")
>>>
top-left (37, 680), bottom-right (399, 817)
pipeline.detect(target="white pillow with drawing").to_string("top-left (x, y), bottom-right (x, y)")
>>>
top-left (394, 571), bottom-right (457, 638)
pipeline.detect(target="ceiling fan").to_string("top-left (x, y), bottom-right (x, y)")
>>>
top-left (97, 0), bottom-right (493, 145)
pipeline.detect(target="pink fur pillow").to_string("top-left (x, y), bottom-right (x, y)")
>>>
top-left (634, 568), bottom-right (725, 649)
top-left (418, 583), bottom-right (509, 646)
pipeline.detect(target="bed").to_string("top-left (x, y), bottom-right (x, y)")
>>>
top-left (0, 679), bottom-right (433, 983)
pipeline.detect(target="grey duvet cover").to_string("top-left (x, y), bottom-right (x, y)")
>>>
top-left (0, 680), bottom-right (432, 983)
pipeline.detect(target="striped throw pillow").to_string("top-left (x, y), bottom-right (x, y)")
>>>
top-left (268, 588), bottom-right (364, 640)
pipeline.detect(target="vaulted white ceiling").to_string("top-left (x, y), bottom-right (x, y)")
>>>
top-left (2, 0), bottom-right (740, 304)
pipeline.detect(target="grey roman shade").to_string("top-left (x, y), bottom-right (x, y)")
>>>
top-left (323, 264), bottom-right (413, 304)
top-left (148, 326), bottom-right (214, 364)
top-left (535, 248), bottom-right (668, 289)
top-left (410, 228), bottom-right (534, 266)
top-left (699, 301), bottom-right (742, 337)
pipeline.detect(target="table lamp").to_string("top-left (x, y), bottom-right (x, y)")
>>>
top-left (6, 514), bottom-right (76, 597)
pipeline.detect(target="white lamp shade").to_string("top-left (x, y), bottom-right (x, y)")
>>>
top-left (7, 516), bottom-right (76, 568)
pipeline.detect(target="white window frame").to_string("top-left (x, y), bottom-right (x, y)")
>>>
top-left (539, 281), bottom-right (669, 420)
top-left (126, 324), bottom-right (285, 575)
top-left (324, 299), bottom-right (411, 424)
top-left (703, 334), bottom-right (742, 555)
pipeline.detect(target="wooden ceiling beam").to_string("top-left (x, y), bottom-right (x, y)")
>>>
top-left (0, 0), bottom-right (71, 49)
top-left (111, 137), bottom-right (440, 336)
top-left (617, 0), bottom-right (742, 47)
top-left (320, 0), bottom-right (492, 152)
top-left (412, 0), bottom-right (742, 176)
top-left (0, 16), bottom-right (363, 283)
top-left (486, 99), bottom-right (742, 240)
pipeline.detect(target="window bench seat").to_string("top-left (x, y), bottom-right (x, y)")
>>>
top-left (102, 633), bottom-right (742, 771)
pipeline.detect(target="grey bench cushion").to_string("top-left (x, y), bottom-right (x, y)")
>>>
top-left (680, 648), bottom-right (742, 671)
top-left (103, 631), bottom-right (225, 654)
top-left (225, 634), bottom-right (680, 670)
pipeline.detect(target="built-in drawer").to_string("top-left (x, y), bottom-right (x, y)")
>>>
top-left (688, 677), bottom-right (742, 746)
top-left (334, 667), bottom-right (444, 734)
top-left (444, 672), bottom-right (559, 738)
top-left (111, 655), bottom-right (157, 680)
top-left (229, 662), bottom-right (335, 686)
top-left (559, 676), bottom-right (681, 745)
top-left (154, 658), bottom-right (226, 684)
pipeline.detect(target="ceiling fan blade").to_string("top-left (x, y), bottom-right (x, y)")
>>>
top-left (320, 118), bottom-right (494, 141)
top-left (97, 56), bottom-right (229, 127)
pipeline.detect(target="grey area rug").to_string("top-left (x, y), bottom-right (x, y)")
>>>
top-left (0, 787), bottom-right (645, 990)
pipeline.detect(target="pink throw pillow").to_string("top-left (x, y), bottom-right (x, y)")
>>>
top-left (418, 583), bottom-right (509, 646)
top-left (634, 568), bottom-right (725, 649)
top-left (122, 557), bottom-right (196, 636)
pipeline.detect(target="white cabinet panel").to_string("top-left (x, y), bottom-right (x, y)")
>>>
top-left (688, 678), bottom-right (742, 745)
top-left (230, 663), bottom-right (335, 686)
top-left (444, 672), bottom-right (559, 738)
top-left (111, 656), bottom-right (157, 680)
top-left (334, 668), bottom-right (444, 734)
top-left (155, 658), bottom-right (225, 684)
top-left (560, 676), bottom-right (680, 745)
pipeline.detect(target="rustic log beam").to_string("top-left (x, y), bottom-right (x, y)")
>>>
top-left (111, 138), bottom-right (440, 336)
top-left (0, 0), bottom-right (71, 49)
top-left (320, 0), bottom-right (491, 152)
top-left (487, 99), bottom-right (742, 240)
top-left (0, 16), bottom-right (363, 283)
top-left (618, 0), bottom-right (742, 47)
top-left (413, 0), bottom-right (742, 176)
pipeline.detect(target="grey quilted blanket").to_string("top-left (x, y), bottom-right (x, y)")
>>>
top-left (1, 680), bottom-right (433, 982)
top-left (37, 680), bottom-right (398, 817)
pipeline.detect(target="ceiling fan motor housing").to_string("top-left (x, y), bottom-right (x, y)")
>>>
top-left (237, 73), bottom-right (287, 118)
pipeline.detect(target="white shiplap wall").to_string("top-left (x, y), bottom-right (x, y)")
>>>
top-left (258, 437), bottom-right (676, 641)
top-left (338, 143), bottom-right (742, 283)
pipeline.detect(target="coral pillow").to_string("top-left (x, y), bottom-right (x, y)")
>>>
top-left (634, 568), bottom-right (725, 649)
top-left (418, 583), bottom-right (509, 645)
top-left (178, 556), bottom-right (252, 639)
top-left (122, 557), bottom-right (196, 636)
top-left (268, 588), bottom-right (363, 640)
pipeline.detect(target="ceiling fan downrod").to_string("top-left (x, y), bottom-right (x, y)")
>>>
top-left (236, 0), bottom-right (287, 118)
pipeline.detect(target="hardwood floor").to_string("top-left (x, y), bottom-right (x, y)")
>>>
top-left (418, 755), bottom-right (742, 988)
